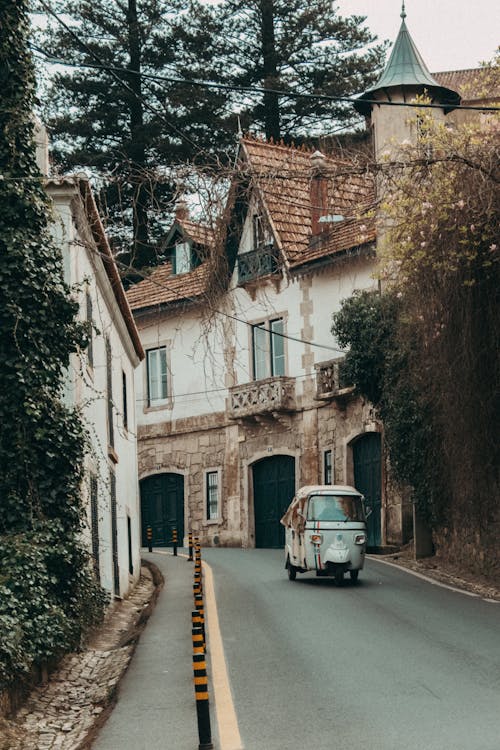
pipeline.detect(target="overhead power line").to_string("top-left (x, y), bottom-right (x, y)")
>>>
top-left (35, 0), bottom-right (219, 165)
top-left (33, 43), bottom-right (500, 113)
top-left (111, 255), bottom-right (346, 354)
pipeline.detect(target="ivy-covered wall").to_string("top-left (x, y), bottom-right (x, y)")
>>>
top-left (0, 1), bottom-right (105, 691)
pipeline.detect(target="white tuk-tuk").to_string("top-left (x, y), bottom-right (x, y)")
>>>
top-left (281, 485), bottom-right (368, 584)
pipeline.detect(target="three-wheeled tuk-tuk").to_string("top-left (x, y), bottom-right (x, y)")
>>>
top-left (281, 485), bottom-right (368, 584)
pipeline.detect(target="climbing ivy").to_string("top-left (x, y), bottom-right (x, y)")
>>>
top-left (0, 1), bottom-right (105, 689)
top-left (332, 107), bottom-right (499, 538)
top-left (332, 289), bottom-right (448, 523)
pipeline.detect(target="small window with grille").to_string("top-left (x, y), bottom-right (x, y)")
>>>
top-left (206, 470), bottom-right (220, 521)
top-left (323, 449), bottom-right (334, 485)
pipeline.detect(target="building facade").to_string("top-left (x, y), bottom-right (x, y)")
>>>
top-left (127, 10), bottom-right (494, 552)
top-left (128, 138), bottom-right (410, 550)
top-left (47, 174), bottom-right (145, 598)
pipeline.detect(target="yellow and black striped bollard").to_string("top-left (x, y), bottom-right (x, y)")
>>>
top-left (192, 633), bottom-right (213, 749)
top-left (171, 527), bottom-right (178, 556)
top-left (193, 588), bottom-right (205, 643)
top-left (188, 531), bottom-right (194, 561)
top-left (146, 526), bottom-right (153, 553)
top-left (192, 609), bottom-right (205, 650)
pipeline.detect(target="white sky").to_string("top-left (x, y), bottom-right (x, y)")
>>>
top-left (336, 0), bottom-right (499, 72)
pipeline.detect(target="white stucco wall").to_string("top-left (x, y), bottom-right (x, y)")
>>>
top-left (135, 205), bottom-right (378, 428)
top-left (49, 186), bottom-right (142, 599)
top-left (135, 305), bottom-right (227, 425)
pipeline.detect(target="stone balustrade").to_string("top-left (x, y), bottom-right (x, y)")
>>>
top-left (229, 376), bottom-right (296, 418)
top-left (315, 357), bottom-right (353, 400)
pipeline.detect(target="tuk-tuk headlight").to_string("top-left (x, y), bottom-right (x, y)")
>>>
top-left (354, 533), bottom-right (366, 545)
top-left (310, 534), bottom-right (323, 544)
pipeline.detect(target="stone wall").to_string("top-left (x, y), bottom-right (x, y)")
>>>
top-left (433, 520), bottom-right (500, 584)
top-left (136, 385), bottom-right (408, 548)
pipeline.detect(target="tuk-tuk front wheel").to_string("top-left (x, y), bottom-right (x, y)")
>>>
top-left (287, 561), bottom-right (297, 581)
top-left (334, 567), bottom-right (344, 585)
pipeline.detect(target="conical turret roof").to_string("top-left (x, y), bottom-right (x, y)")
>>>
top-left (354, 9), bottom-right (460, 115)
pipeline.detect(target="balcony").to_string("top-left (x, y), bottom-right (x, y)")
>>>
top-left (237, 246), bottom-right (279, 284)
top-left (229, 376), bottom-right (296, 420)
top-left (315, 357), bottom-right (355, 402)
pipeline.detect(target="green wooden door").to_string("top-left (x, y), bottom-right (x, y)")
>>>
top-left (140, 473), bottom-right (184, 548)
top-left (353, 433), bottom-right (382, 548)
top-left (253, 455), bottom-right (295, 548)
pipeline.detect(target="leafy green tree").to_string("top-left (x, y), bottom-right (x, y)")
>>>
top-left (333, 111), bottom-right (499, 569)
top-left (181, 0), bottom-right (387, 140)
top-left (380, 115), bottom-right (499, 536)
top-left (0, 0), bottom-right (105, 688)
top-left (332, 290), bottom-right (447, 524)
top-left (37, 0), bottom-right (235, 272)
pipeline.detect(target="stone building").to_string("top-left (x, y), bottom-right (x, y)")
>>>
top-left (128, 136), bottom-right (403, 550)
top-left (127, 9), bottom-right (493, 551)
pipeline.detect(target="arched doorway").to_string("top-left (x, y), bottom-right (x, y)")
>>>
top-left (140, 473), bottom-right (184, 548)
top-left (353, 433), bottom-right (382, 548)
top-left (253, 455), bottom-right (295, 548)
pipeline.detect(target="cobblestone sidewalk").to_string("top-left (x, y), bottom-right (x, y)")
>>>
top-left (0, 565), bottom-right (158, 750)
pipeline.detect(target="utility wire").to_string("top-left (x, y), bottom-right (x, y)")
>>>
top-left (112, 255), bottom-right (346, 354)
top-left (34, 1), bottom-right (220, 165)
top-left (33, 44), bottom-right (500, 113)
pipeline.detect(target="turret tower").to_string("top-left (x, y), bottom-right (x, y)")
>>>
top-left (354, 3), bottom-right (460, 160)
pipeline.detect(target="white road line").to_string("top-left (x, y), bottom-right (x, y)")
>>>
top-left (203, 560), bottom-right (244, 750)
top-left (367, 555), bottom-right (489, 598)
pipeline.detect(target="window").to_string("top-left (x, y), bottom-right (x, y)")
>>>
top-left (252, 213), bottom-right (272, 250)
top-left (206, 470), bottom-right (220, 520)
top-left (307, 493), bottom-right (364, 522)
top-left (173, 241), bottom-right (192, 274)
top-left (105, 338), bottom-right (114, 449)
top-left (110, 468), bottom-right (120, 597)
top-left (252, 318), bottom-right (285, 380)
top-left (86, 291), bottom-right (93, 369)
top-left (147, 347), bottom-right (168, 406)
top-left (122, 371), bottom-right (128, 431)
top-left (323, 449), bottom-right (333, 484)
top-left (89, 474), bottom-right (100, 577)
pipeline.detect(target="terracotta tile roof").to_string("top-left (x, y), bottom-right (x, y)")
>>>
top-left (239, 137), bottom-right (376, 269)
top-left (128, 139), bottom-right (376, 310)
top-left (126, 215), bottom-right (215, 312)
top-left (126, 260), bottom-right (210, 311)
top-left (176, 218), bottom-right (215, 249)
top-left (433, 68), bottom-right (500, 101)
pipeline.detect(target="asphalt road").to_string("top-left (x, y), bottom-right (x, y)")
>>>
top-left (202, 548), bottom-right (500, 750)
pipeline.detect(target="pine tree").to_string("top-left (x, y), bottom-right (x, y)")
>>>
top-left (182, 0), bottom-right (387, 141)
top-left (0, 0), bottom-right (104, 687)
top-left (38, 0), bottom-right (235, 272)
top-left (38, 0), bottom-right (384, 273)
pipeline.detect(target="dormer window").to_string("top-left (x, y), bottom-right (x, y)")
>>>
top-left (173, 240), bottom-right (192, 275)
top-left (253, 213), bottom-right (272, 250)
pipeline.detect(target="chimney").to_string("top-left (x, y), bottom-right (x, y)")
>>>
top-left (175, 198), bottom-right (189, 222)
top-left (310, 150), bottom-right (328, 236)
top-left (34, 117), bottom-right (50, 176)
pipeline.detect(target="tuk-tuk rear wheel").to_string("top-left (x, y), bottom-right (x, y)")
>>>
top-left (349, 569), bottom-right (359, 583)
top-left (287, 562), bottom-right (297, 581)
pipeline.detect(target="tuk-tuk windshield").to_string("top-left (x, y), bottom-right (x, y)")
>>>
top-left (307, 494), bottom-right (364, 522)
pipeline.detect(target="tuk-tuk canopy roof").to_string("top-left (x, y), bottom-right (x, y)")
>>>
top-left (295, 484), bottom-right (361, 499)
top-left (281, 485), bottom-right (362, 530)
